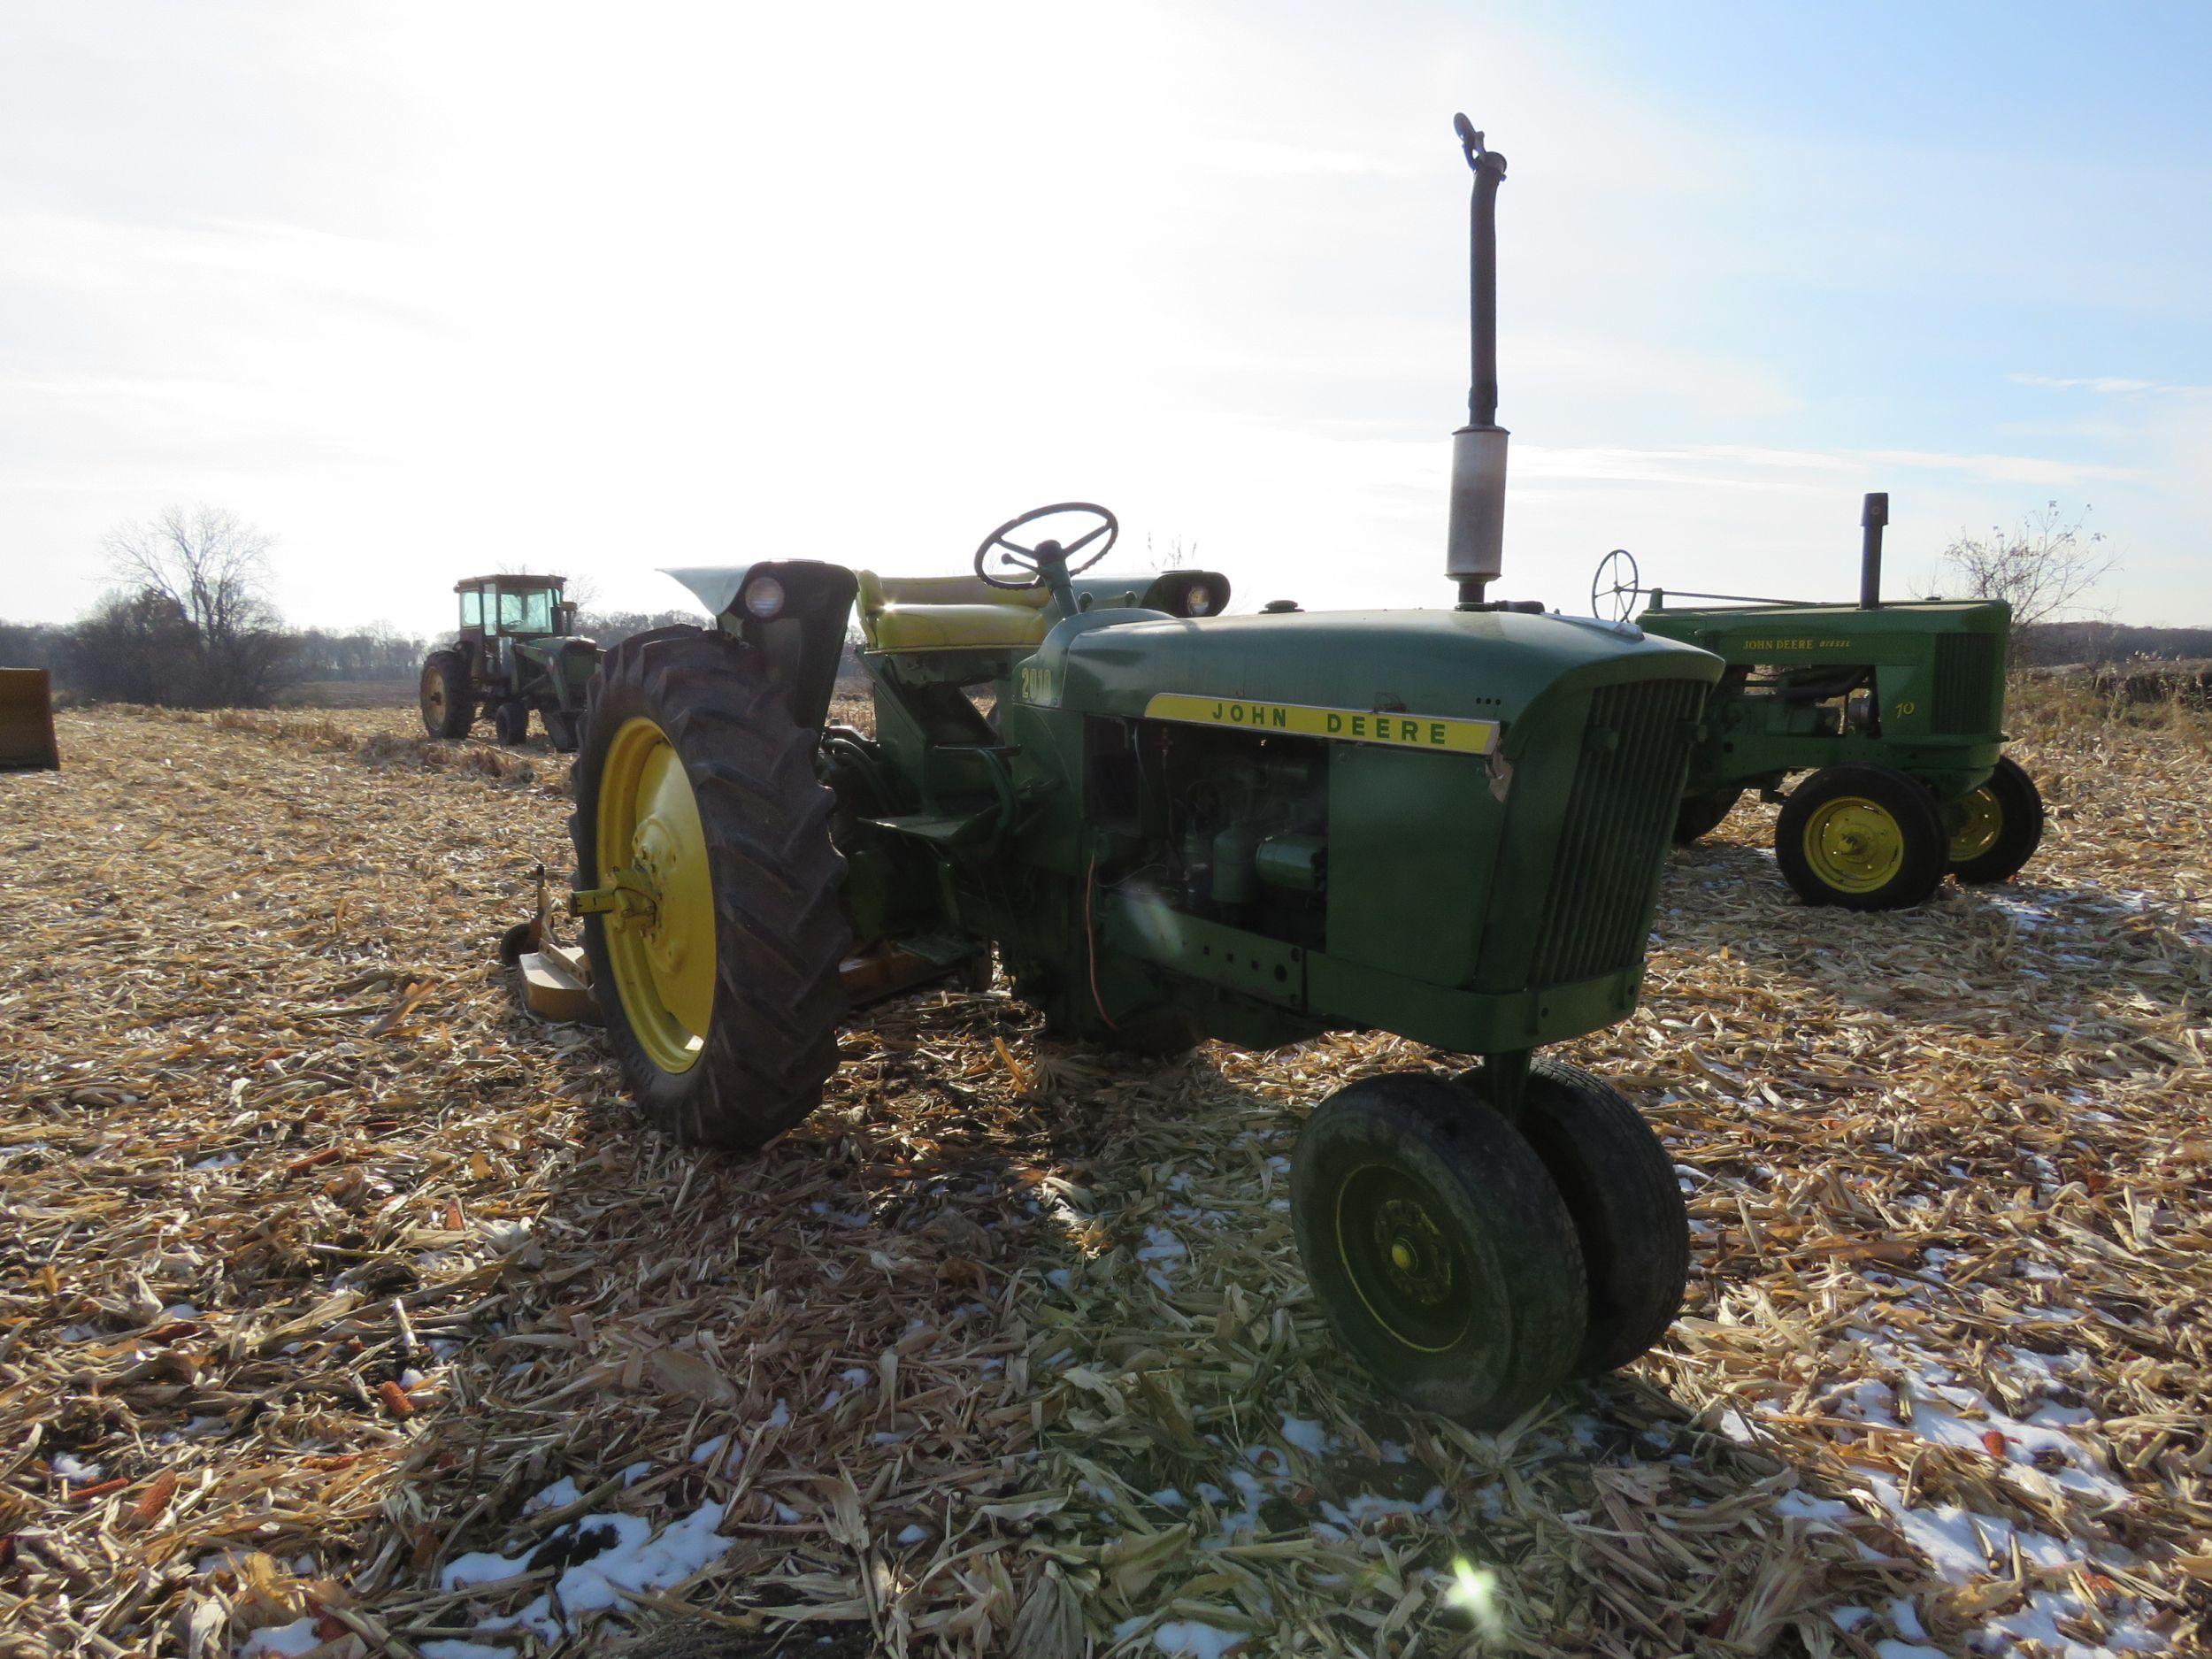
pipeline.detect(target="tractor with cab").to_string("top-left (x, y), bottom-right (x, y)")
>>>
top-left (554, 118), bottom-right (1726, 1425)
top-left (1598, 496), bottom-right (2044, 910)
top-left (419, 573), bottom-right (601, 750)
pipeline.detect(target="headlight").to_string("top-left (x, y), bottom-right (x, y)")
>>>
top-left (743, 575), bottom-right (787, 619)
top-left (1185, 584), bottom-right (1215, 616)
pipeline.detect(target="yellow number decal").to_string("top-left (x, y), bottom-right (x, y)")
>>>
top-left (1894, 700), bottom-right (1916, 717)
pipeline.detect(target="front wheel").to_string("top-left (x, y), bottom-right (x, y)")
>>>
top-left (1291, 1073), bottom-right (1586, 1425)
top-left (542, 707), bottom-right (580, 753)
top-left (1672, 788), bottom-right (1742, 846)
top-left (1947, 756), bottom-right (2044, 885)
top-left (570, 626), bottom-right (851, 1149)
top-left (1509, 1061), bottom-right (1688, 1377)
top-left (1775, 763), bottom-right (1947, 910)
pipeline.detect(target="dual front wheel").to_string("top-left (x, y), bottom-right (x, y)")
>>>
top-left (1291, 1062), bottom-right (1687, 1426)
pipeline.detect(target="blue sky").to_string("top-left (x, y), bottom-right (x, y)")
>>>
top-left (1, 1), bottom-right (2206, 632)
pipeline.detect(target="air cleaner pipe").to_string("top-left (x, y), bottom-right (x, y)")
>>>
top-left (1860, 491), bottom-right (1888, 611)
top-left (1447, 114), bottom-right (1509, 607)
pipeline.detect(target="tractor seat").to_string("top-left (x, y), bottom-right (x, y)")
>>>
top-left (854, 571), bottom-right (1052, 653)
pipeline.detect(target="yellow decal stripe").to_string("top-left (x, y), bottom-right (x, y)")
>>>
top-left (1143, 693), bottom-right (1500, 755)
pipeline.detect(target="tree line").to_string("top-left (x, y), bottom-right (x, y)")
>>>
top-left (2, 505), bottom-right (703, 709)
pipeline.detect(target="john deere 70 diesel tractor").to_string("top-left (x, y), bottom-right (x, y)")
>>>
top-left (1604, 496), bottom-right (2044, 910)
top-left (563, 119), bottom-right (1724, 1424)
top-left (419, 574), bottom-right (601, 750)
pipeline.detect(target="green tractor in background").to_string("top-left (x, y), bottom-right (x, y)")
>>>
top-left (556, 117), bottom-right (1729, 1425)
top-left (1601, 495), bottom-right (2045, 911)
top-left (419, 574), bottom-right (602, 751)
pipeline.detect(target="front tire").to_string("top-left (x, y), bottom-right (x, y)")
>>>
top-left (1291, 1073), bottom-right (1586, 1425)
top-left (542, 707), bottom-right (580, 753)
top-left (1947, 756), bottom-right (2043, 885)
top-left (1509, 1061), bottom-right (1689, 1377)
top-left (419, 650), bottom-right (472, 739)
top-left (1775, 763), bottom-right (1947, 910)
top-left (494, 702), bottom-right (530, 745)
top-left (571, 626), bottom-right (850, 1149)
top-left (1672, 788), bottom-right (1741, 845)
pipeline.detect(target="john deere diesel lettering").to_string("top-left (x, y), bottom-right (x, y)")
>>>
top-left (550, 117), bottom-right (1724, 1424)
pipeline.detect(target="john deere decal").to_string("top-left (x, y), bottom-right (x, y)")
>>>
top-left (1144, 694), bottom-right (1501, 755)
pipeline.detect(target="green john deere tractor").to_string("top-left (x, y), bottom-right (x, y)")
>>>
top-left (1601, 496), bottom-right (2044, 910)
top-left (559, 117), bottom-right (1726, 1424)
top-left (419, 574), bottom-right (602, 751)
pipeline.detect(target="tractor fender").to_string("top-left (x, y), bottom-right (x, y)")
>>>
top-left (659, 560), bottom-right (859, 733)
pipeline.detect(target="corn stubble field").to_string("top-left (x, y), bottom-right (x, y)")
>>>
top-left (1, 687), bottom-right (2207, 1659)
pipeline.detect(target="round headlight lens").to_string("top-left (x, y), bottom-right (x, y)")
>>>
top-left (1185, 584), bottom-right (1215, 617)
top-left (743, 575), bottom-right (787, 619)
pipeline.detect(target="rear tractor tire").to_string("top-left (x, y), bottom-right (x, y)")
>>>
top-left (419, 650), bottom-right (473, 740)
top-left (1947, 755), bottom-right (2044, 886)
top-left (1671, 787), bottom-right (1742, 846)
top-left (494, 702), bottom-right (531, 745)
top-left (570, 626), bottom-right (851, 1150)
top-left (1291, 1073), bottom-right (1586, 1425)
top-left (1775, 762), bottom-right (1947, 910)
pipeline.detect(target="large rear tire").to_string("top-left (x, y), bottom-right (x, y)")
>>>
top-left (571, 626), bottom-right (851, 1149)
top-left (1291, 1073), bottom-right (1586, 1425)
top-left (1775, 763), bottom-right (1947, 910)
top-left (419, 650), bottom-right (473, 739)
top-left (1947, 756), bottom-right (2043, 885)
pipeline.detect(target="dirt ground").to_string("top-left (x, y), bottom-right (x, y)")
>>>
top-left (0, 693), bottom-right (2206, 1658)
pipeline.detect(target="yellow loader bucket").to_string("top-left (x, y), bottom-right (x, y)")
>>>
top-left (0, 669), bottom-right (60, 771)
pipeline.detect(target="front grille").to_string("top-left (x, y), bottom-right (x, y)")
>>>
top-left (1529, 680), bottom-right (1705, 987)
top-left (1932, 633), bottom-right (1999, 734)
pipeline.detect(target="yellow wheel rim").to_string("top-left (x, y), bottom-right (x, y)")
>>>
top-left (424, 677), bottom-right (447, 722)
top-left (1802, 795), bottom-right (1906, 895)
top-left (596, 716), bottom-right (716, 1073)
top-left (1949, 785), bottom-right (2002, 862)
top-left (1334, 1163), bottom-right (1471, 1354)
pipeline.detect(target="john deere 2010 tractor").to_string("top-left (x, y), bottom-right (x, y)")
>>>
top-left (1601, 496), bottom-right (2044, 910)
top-left (560, 119), bottom-right (1725, 1424)
top-left (419, 574), bottom-right (601, 750)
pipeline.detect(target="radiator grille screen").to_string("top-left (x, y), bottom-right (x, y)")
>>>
top-left (1932, 633), bottom-right (1999, 734)
top-left (1529, 680), bottom-right (1705, 987)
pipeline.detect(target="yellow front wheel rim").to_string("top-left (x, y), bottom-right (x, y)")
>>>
top-left (1334, 1163), bottom-right (1472, 1354)
top-left (596, 716), bottom-right (717, 1073)
top-left (1802, 795), bottom-right (1906, 895)
top-left (1949, 786), bottom-right (2003, 862)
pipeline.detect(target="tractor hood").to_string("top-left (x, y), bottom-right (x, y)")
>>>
top-left (1029, 607), bottom-right (1720, 756)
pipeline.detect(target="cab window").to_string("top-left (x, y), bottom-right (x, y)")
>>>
top-left (460, 589), bottom-right (482, 629)
top-left (498, 589), bottom-right (555, 634)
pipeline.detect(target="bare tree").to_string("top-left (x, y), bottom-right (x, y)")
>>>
top-left (103, 505), bottom-right (295, 705)
top-left (1939, 502), bottom-right (2116, 626)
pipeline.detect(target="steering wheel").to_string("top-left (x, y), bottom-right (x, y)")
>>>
top-left (1590, 548), bottom-right (1641, 623)
top-left (973, 503), bottom-right (1118, 590)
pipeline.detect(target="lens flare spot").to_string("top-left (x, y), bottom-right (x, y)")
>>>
top-left (1448, 1557), bottom-right (1505, 1637)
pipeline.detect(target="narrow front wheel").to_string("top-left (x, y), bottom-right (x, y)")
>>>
top-left (1947, 756), bottom-right (2043, 885)
top-left (1291, 1073), bottom-right (1586, 1425)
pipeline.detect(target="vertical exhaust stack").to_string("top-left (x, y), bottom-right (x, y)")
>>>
top-left (1447, 113), bottom-right (1509, 609)
top-left (1859, 491), bottom-right (1888, 610)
